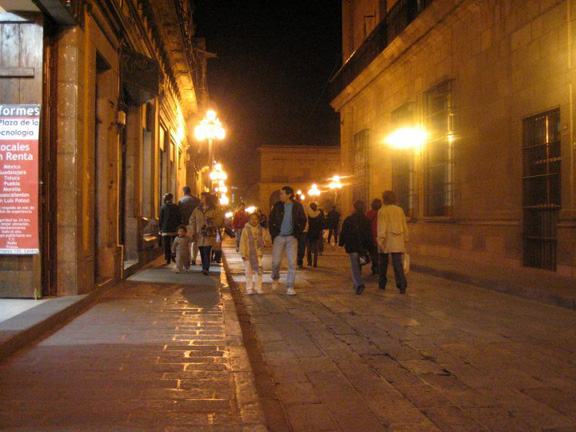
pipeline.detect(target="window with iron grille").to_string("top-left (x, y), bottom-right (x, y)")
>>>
top-left (522, 109), bottom-right (561, 271)
top-left (424, 81), bottom-right (454, 217)
top-left (391, 102), bottom-right (416, 218)
top-left (352, 129), bottom-right (370, 204)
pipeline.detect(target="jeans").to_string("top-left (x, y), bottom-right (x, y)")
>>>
top-left (296, 232), bottom-right (307, 266)
top-left (199, 246), bottom-right (213, 271)
top-left (164, 234), bottom-right (177, 263)
top-left (271, 235), bottom-right (297, 288)
top-left (327, 227), bottom-right (339, 244)
top-left (348, 252), bottom-right (363, 289)
top-left (379, 252), bottom-right (407, 290)
top-left (235, 228), bottom-right (243, 251)
top-left (306, 238), bottom-right (320, 266)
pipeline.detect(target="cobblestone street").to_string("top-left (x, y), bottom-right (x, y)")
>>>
top-left (224, 243), bottom-right (576, 432)
top-left (0, 259), bottom-right (263, 431)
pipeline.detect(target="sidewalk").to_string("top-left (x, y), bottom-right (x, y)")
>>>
top-left (0, 258), bottom-right (266, 431)
top-left (223, 242), bottom-right (576, 432)
top-left (409, 253), bottom-right (576, 311)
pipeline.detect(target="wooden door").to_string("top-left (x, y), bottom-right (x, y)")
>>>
top-left (0, 13), bottom-right (45, 297)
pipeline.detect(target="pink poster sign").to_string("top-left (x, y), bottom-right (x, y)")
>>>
top-left (0, 104), bottom-right (40, 255)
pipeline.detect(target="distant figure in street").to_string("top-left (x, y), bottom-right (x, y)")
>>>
top-left (159, 193), bottom-right (182, 266)
top-left (366, 198), bottom-right (382, 275)
top-left (326, 206), bottom-right (341, 245)
top-left (189, 192), bottom-right (223, 275)
top-left (232, 203), bottom-right (250, 252)
top-left (239, 213), bottom-right (266, 295)
top-left (179, 186), bottom-right (200, 265)
top-left (338, 200), bottom-right (373, 295)
top-left (171, 225), bottom-right (192, 274)
top-left (268, 186), bottom-right (307, 295)
top-left (377, 190), bottom-right (409, 294)
top-left (306, 202), bottom-right (325, 268)
top-left (258, 211), bottom-right (268, 229)
top-left (295, 194), bottom-right (307, 269)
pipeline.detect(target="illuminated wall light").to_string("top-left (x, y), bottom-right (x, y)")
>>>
top-left (245, 206), bottom-right (257, 213)
top-left (385, 127), bottom-right (427, 149)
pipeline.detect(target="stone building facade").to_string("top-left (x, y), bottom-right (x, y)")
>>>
top-left (0, 0), bottom-right (209, 297)
top-left (332, 0), bottom-right (576, 277)
top-left (249, 146), bottom-right (342, 212)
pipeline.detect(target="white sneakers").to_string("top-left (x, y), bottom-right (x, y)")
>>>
top-left (249, 279), bottom-right (296, 296)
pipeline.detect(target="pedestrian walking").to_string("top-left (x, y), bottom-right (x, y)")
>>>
top-left (171, 225), bottom-right (192, 274)
top-left (366, 198), bottom-right (382, 275)
top-left (239, 213), bottom-right (266, 295)
top-left (306, 202), bottom-right (324, 267)
top-left (338, 200), bottom-right (373, 295)
top-left (189, 192), bottom-right (224, 275)
top-left (159, 193), bottom-right (182, 266)
top-left (232, 203), bottom-right (250, 252)
top-left (268, 186), bottom-right (307, 295)
top-left (259, 211), bottom-right (268, 228)
top-left (377, 190), bottom-right (409, 293)
top-left (295, 195), bottom-right (307, 269)
top-left (178, 186), bottom-right (200, 265)
top-left (326, 205), bottom-right (341, 245)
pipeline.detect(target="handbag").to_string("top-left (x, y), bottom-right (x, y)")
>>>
top-left (358, 249), bottom-right (371, 267)
top-left (224, 226), bottom-right (236, 238)
top-left (403, 253), bottom-right (410, 274)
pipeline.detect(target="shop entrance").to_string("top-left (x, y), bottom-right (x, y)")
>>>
top-left (0, 12), bottom-right (45, 297)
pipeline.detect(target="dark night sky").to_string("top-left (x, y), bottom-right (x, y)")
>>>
top-left (193, 1), bottom-right (342, 187)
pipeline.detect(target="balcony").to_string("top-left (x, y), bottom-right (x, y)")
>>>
top-left (330, 0), bottom-right (433, 100)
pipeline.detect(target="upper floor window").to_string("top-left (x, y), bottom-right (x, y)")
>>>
top-left (352, 129), bottom-right (370, 204)
top-left (391, 102), bottom-right (416, 218)
top-left (424, 81), bottom-right (454, 217)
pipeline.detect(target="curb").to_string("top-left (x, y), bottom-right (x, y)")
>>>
top-left (219, 255), bottom-right (268, 432)
top-left (0, 284), bottom-right (115, 363)
top-left (411, 263), bottom-right (576, 311)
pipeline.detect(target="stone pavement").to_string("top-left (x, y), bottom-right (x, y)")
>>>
top-left (0, 258), bottom-right (265, 432)
top-left (223, 242), bottom-right (576, 432)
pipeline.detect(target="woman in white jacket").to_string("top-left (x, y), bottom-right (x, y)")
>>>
top-left (377, 190), bottom-right (409, 293)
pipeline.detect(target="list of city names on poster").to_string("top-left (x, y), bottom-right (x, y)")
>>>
top-left (0, 104), bottom-right (40, 254)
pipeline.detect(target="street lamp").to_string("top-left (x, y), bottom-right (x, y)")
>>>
top-left (209, 162), bottom-right (228, 193)
top-left (219, 194), bottom-right (230, 206)
top-left (194, 109), bottom-right (226, 168)
top-left (308, 183), bottom-right (321, 198)
top-left (328, 175), bottom-right (343, 206)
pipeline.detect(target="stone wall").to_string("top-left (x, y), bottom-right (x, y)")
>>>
top-left (333, 0), bottom-right (576, 277)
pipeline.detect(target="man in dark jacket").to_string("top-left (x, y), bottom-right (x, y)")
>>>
top-left (326, 206), bottom-right (341, 244)
top-left (339, 200), bottom-right (373, 294)
top-left (178, 186), bottom-right (200, 265)
top-left (268, 186), bottom-right (307, 295)
top-left (160, 193), bottom-right (183, 265)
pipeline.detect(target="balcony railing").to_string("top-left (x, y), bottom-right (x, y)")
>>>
top-left (330, 0), bottom-right (433, 100)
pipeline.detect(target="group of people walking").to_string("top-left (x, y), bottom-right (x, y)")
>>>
top-left (339, 190), bottom-right (409, 295)
top-left (160, 184), bottom-right (408, 298)
top-left (159, 187), bottom-right (223, 276)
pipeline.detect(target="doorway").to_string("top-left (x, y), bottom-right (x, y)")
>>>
top-left (94, 53), bottom-right (110, 284)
